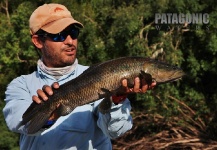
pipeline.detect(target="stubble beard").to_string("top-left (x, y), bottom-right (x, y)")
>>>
top-left (42, 44), bottom-right (77, 68)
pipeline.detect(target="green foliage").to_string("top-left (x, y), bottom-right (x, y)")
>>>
top-left (0, 105), bottom-right (19, 150)
top-left (1, 0), bottom-right (217, 149)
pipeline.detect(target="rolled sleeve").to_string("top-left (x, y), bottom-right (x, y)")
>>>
top-left (97, 98), bottom-right (133, 139)
top-left (3, 77), bottom-right (31, 134)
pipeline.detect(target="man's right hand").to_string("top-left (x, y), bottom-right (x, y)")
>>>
top-left (32, 82), bottom-right (59, 103)
top-left (32, 82), bottom-right (60, 121)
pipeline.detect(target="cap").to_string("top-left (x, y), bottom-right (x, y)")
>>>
top-left (29, 3), bottom-right (83, 35)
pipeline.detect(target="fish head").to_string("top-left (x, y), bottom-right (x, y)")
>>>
top-left (143, 60), bottom-right (186, 84)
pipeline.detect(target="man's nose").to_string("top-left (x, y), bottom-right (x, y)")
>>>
top-left (64, 35), bottom-right (77, 45)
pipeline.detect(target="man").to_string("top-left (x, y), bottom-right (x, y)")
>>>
top-left (3, 3), bottom-right (156, 150)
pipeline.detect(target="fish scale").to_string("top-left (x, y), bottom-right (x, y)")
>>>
top-left (20, 56), bottom-right (185, 134)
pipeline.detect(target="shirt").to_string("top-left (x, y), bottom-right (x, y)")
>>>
top-left (3, 62), bottom-right (133, 150)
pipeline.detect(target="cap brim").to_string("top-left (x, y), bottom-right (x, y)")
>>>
top-left (41, 18), bottom-right (83, 34)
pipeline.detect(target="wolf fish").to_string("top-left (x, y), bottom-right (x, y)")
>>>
top-left (20, 56), bottom-right (185, 134)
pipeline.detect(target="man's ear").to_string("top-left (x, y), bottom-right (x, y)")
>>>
top-left (31, 35), bottom-right (43, 49)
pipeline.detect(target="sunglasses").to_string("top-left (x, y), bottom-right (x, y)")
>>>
top-left (37, 27), bottom-right (79, 42)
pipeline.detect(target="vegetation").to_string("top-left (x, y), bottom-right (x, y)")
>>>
top-left (0, 0), bottom-right (217, 149)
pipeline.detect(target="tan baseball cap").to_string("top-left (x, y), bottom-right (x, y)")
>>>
top-left (29, 3), bottom-right (83, 35)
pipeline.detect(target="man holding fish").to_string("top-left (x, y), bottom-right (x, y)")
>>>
top-left (3, 3), bottom-right (184, 150)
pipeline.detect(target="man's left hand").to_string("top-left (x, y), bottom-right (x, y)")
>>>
top-left (122, 77), bottom-right (156, 93)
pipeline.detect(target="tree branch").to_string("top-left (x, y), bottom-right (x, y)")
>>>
top-left (1, 0), bottom-right (11, 25)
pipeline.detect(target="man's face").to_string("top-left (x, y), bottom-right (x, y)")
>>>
top-left (41, 37), bottom-right (77, 68)
top-left (38, 25), bottom-right (79, 68)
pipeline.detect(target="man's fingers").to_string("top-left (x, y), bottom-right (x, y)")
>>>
top-left (149, 81), bottom-right (157, 89)
top-left (121, 79), bottom-right (131, 92)
top-left (52, 82), bottom-right (59, 89)
top-left (133, 77), bottom-right (141, 92)
top-left (42, 85), bottom-right (53, 95)
top-left (141, 79), bottom-right (149, 93)
top-left (121, 79), bottom-right (128, 88)
top-left (32, 95), bottom-right (43, 104)
top-left (36, 89), bottom-right (48, 101)
top-left (32, 83), bottom-right (60, 105)
top-left (36, 84), bottom-right (54, 102)
top-left (121, 78), bottom-right (156, 94)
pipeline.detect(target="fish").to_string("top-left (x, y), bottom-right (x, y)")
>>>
top-left (20, 56), bottom-right (185, 134)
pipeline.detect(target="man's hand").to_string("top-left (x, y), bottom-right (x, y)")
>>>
top-left (32, 82), bottom-right (59, 104)
top-left (112, 77), bottom-right (156, 104)
top-left (122, 77), bottom-right (156, 93)
top-left (32, 82), bottom-right (60, 121)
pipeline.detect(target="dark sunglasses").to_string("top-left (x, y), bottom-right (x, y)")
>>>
top-left (37, 27), bottom-right (79, 42)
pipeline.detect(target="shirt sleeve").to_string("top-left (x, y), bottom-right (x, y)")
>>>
top-left (2, 76), bottom-right (37, 135)
top-left (96, 98), bottom-right (133, 139)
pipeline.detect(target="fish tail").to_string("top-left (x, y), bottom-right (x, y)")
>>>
top-left (25, 112), bottom-right (50, 134)
top-left (21, 102), bottom-right (41, 124)
top-left (20, 102), bottom-right (52, 134)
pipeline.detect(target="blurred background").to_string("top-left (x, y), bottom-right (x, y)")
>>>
top-left (0, 0), bottom-right (217, 149)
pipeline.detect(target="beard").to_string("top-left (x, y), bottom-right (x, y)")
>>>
top-left (41, 42), bottom-right (77, 68)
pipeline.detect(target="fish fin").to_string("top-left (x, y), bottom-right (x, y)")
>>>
top-left (100, 88), bottom-right (112, 94)
top-left (98, 88), bottom-right (113, 114)
top-left (98, 93), bottom-right (104, 99)
top-left (98, 88), bottom-right (111, 99)
top-left (21, 102), bottom-right (42, 125)
top-left (99, 88), bottom-right (115, 97)
top-left (98, 97), bottom-right (113, 114)
top-left (20, 102), bottom-right (53, 134)
top-left (19, 104), bottom-right (51, 134)
top-left (140, 70), bottom-right (153, 87)
top-left (100, 87), bottom-right (126, 97)
top-left (25, 112), bottom-right (50, 134)
top-left (56, 103), bottom-right (73, 116)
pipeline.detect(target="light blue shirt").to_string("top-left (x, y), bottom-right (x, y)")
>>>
top-left (3, 63), bottom-right (133, 150)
